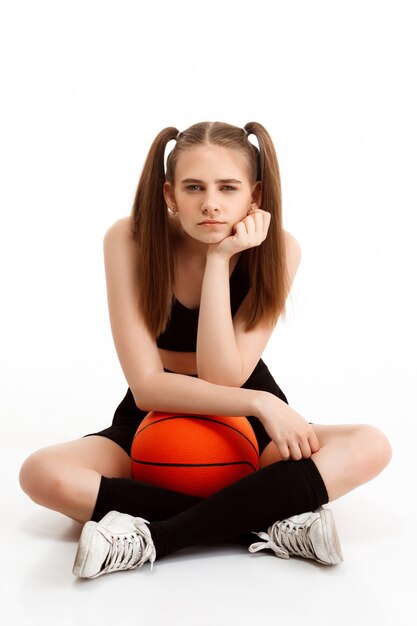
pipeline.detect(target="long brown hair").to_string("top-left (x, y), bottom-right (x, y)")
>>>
top-left (130, 121), bottom-right (290, 339)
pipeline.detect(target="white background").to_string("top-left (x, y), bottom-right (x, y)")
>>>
top-left (1, 1), bottom-right (416, 625)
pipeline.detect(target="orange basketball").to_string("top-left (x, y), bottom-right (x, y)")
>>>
top-left (131, 411), bottom-right (259, 498)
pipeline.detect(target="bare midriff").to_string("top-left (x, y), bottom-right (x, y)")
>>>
top-left (158, 348), bottom-right (198, 376)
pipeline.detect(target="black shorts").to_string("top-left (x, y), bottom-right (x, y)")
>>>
top-left (84, 359), bottom-right (288, 457)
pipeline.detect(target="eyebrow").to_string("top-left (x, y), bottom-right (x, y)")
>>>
top-left (180, 178), bottom-right (243, 184)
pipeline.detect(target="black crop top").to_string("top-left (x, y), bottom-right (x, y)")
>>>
top-left (156, 254), bottom-right (250, 352)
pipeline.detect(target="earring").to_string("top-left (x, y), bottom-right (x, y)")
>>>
top-left (168, 206), bottom-right (177, 214)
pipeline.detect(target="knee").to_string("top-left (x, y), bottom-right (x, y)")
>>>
top-left (19, 448), bottom-right (64, 505)
top-left (355, 425), bottom-right (392, 480)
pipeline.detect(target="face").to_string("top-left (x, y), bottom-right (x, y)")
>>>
top-left (164, 144), bottom-right (260, 251)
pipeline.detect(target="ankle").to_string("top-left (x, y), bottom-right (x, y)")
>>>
top-left (147, 521), bottom-right (167, 560)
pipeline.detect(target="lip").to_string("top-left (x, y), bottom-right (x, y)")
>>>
top-left (198, 221), bottom-right (226, 225)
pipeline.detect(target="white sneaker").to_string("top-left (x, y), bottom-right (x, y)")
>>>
top-left (248, 506), bottom-right (343, 565)
top-left (73, 511), bottom-right (156, 578)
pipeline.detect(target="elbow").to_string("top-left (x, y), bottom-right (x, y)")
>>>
top-left (132, 394), bottom-right (154, 412)
top-left (131, 387), bottom-right (153, 412)
top-left (131, 372), bottom-right (162, 411)
top-left (198, 368), bottom-right (245, 389)
top-left (197, 352), bottom-right (248, 388)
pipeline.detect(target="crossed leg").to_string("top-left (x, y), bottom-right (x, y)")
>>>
top-left (20, 423), bottom-right (391, 528)
top-left (259, 423), bottom-right (392, 501)
top-left (19, 436), bottom-right (132, 523)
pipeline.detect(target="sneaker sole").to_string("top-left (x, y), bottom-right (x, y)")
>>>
top-left (72, 521), bottom-right (98, 578)
top-left (319, 508), bottom-right (343, 564)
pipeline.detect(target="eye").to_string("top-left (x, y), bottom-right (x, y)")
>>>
top-left (186, 184), bottom-right (202, 191)
top-left (221, 185), bottom-right (237, 191)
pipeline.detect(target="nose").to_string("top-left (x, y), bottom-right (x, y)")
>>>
top-left (202, 205), bottom-right (219, 215)
top-left (201, 196), bottom-right (220, 215)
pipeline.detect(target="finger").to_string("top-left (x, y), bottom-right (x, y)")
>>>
top-left (258, 212), bottom-right (270, 239)
top-left (263, 211), bottom-right (271, 234)
top-left (248, 208), bottom-right (268, 219)
top-left (255, 210), bottom-right (266, 230)
top-left (288, 442), bottom-right (303, 461)
top-left (245, 212), bottom-right (264, 242)
top-left (243, 214), bottom-right (257, 235)
top-left (236, 217), bottom-right (256, 246)
top-left (309, 430), bottom-right (321, 454)
top-left (233, 220), bottom-right (245, 233)
top-left (233, 221), bottom-right (250, 241)
top-left (249, 210), bottom-right (269, 240)
top-left (299, 439), bottom-right (313, 459)
top-left (277, 442), bottom-right (291, 461)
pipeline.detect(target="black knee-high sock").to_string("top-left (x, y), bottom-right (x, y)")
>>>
top-left (92, 477), bottom-right (256, 546)
top-left (91, 477), bottom-right (203, 523)
top-left (91, 459), bottom-right (328, 557)
top-left (148, 458), bottom-right (328, 559)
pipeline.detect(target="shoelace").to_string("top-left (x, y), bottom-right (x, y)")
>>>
top-left (249, 529), bottom-right (289, 559)
top-left (249, 518), bottom-right (316, 560)
top-left (100, 518), bottom-right (156, 575)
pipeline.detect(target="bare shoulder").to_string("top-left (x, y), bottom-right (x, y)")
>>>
top-left (282, 229), bottom-right (302, 284)
top-left (104, 216), bottom-right (134, 245)
top-left (103, 216), bottom-right (137, 270)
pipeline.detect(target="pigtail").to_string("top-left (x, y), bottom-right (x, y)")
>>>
top-left (131, 127), bottom-right (179, 338)
top-left (243, 122), bottom-right (289, 327)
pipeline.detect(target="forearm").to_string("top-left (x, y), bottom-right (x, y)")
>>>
top-left (134, 372), bottom-right (320, 461)
top-left (133, 370), bottom-right (262, 418)
top-left (196, 253), bottom-right (243, 385)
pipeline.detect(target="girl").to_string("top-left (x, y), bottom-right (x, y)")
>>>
top-left (19, 121), bottom-right (391, 578)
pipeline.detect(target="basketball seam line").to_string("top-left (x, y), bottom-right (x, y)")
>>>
top-left (134, 415), bottom-right (259, 455)
top-left (131, 459), bottom-right (258, 471)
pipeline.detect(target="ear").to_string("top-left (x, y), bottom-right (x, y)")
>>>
top-left (163, 182), bottom-right (176, 208)
top-left (251, 181), bottom-right (262, 207)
